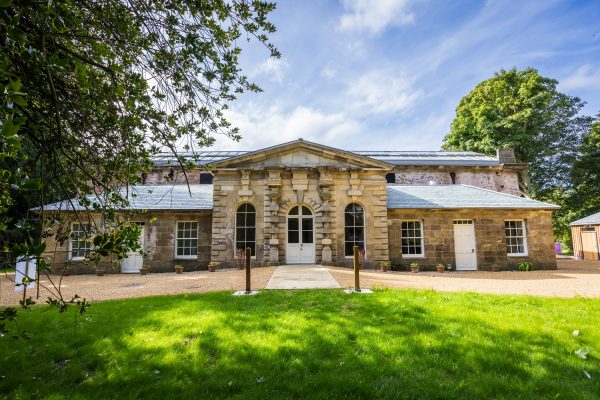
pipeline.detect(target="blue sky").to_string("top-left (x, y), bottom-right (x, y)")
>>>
top-left (211, 0), bottom-right (600, 151)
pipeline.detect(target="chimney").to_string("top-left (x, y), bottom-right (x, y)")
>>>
top-left (497, 148), bottom-right (516, 164)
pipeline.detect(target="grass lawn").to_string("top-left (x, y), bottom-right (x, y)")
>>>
top-left (1, 289), bottom-right (599, 399)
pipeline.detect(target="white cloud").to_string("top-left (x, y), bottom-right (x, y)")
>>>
top-left (346, 68), bottom-right (423, 114)
top-left (213, 104), bottom-right (363, 150)
top-left (255, 57), bottom-right (289, 82)
top-left (560, 65), bottom-right (600, 91)
top-left (337, 0), bottom-right (416, 35)
top-left (415, 0), bottom-right (560, 75)
top-left (321, 67), bottom-right (338, 80)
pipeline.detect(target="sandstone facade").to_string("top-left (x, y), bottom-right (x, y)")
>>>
top-left (388, 209), bottom-right (556, 271)
top-left (40, 140), bottom-right (558, 274)
top-left (43, 211), bottom-right (212, 274)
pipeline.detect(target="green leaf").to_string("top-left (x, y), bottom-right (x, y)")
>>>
top-left (33, 242), bottom-right (46, 256)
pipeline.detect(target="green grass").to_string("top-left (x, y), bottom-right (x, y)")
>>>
top-left (1, 289), bottom-right (599, 399)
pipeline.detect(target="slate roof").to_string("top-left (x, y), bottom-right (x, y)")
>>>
top-left (570, 211), bottom-right (600, 226)
top-left (152, 149), bottom-right (501, 167)
top-left (36, 185), bottom-right (213, 211)
top-left (37, 183), bottom-right (558, 213)
top-left (387, 185), bottom-right (559, 210)
top-left (354, 151), bottom-right (499, 166)
top-left (153, 151), bottom-right (247, 167)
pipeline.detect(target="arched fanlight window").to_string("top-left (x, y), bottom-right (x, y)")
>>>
top-left (344, 203), bottom-right (365, 257)
top-left (236, 203), bottom-right (256, 256)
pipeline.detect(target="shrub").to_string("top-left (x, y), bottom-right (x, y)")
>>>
top-left (517, 262), bottom-right (533, 271)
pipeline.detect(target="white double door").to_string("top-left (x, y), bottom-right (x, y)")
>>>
top-left (120, 224), bottom-right (145, 273)
top-left (286, 205), bottom-right (315, 264)
top-left (453, 220), bottom-right (477, 271)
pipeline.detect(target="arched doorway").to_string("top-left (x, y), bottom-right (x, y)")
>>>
top-left (286, 205), bottom-right (315, 264)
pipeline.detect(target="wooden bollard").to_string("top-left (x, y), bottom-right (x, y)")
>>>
top-left (245, 247), bottom-right (251, 293)
top-left (353, 245), bottom-right (360, 292)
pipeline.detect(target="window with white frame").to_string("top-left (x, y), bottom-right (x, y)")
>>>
top-left (401, 221), bottom-right (424, 257)
top-left (344, 203), bottom-right (365, 257)
top-left (236, 203), bottom-right (256, 257)
top-left (176, 221), bottom-right (198, 258)
top-left (70, 223), bottom-right (91, 259)
top-left (505, 220), bottom-right (528, 256)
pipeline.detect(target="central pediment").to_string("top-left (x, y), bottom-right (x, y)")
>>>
top-left (208, 139), bottom-right (393, 170)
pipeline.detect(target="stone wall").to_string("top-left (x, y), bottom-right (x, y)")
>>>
top-left (144, 164), bottom-right (522, 196)
top-left (210, 167), bottom-right (390, 268)
top-left (142, 168), bottom-right (201, 185)
top-left (392, 167), bottom-right (521, 196)
top-left (388, 209), bottom-right (556, 271)
top-left (142, 211), bottom-right (212, 272)
top-left (210, 169), bottom-right (267, 267)
top-left (141, 168), bottom-right (215, 185)
top-left (41, 210), bottom-right (212, 274)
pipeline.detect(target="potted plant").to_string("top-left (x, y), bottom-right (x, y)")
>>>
top-left (380, 261), bottom-right (390, 272)
top-left (95, 267), bottom-right (105, 276)
top-left (175, 264), bottom-right (184, 274)
top-left (208, 261), bottom-right (218, 272)
top-left (410, 262), bottom-right (420, 273)
top-left (491, 264), bottom-right (500, 272)
top-left (517, 261), bottom-right (533, 271)
top-left (436, 263), bottom-right (445, 273)
top-left (140, 265), bottom-right (149, 275)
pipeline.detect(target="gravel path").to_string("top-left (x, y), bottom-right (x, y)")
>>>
top-left (0, 267), bottom-right (276, 306)
top-left (1, 259), bottom-right (599, 305)
top-left (329, 259), bottom-right (600, 298)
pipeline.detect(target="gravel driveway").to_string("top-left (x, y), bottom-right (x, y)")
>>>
top-left (0, 267), bottom-right (276, 306)
top-left (330, 259), bottom-right (600, 298)
top-left (1, 259), bottom-right (599, 305)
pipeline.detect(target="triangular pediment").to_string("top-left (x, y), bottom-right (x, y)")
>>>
top-left (208, 139), bottom-right (393, 170)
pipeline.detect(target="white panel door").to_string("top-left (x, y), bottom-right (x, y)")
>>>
top-left (286, 206), bottom-right (315, 264)
top-left (121, 225), bottom-right (144, 273)
top-left (453, 221), bottom-right (477, 271)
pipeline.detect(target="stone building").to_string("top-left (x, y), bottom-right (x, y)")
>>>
top-left (39, 139), bottom-right (559, 274)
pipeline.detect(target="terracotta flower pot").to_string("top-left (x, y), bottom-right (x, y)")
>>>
top-left (95, 268), bottom-right (104, 276)
top-left (410, 266), bottom-right (419, 273)
top-left (140, 268), bottom-right (148, 275)
top-left (208, 264), bottom-right (217, 272)
top-left (436, 266), bottom-right (445, 273)
top-left (175, 266), bottom-right (184, 274)
top-left (491, 265), bottom-right (500, 272)
top-left (380, 262), bottom-right (390, 272)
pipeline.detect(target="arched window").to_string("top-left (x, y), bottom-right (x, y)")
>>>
top-left (236, 203), bottom-right (256, 256)
top-left (344, 203), bottom-right (365, 257)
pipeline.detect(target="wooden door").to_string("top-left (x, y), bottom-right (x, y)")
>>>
top-left (581, 231), bottom-right (599, 261)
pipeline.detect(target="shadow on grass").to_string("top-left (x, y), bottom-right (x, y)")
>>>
top-left (1, 290), bottom-right (599, 400)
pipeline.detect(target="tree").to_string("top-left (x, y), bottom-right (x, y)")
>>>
top-left (569, 113), bottom-right (600, 214)
top-left (1, 0), bottom-right (278, 336)
top-left (442, 67), bottom-right (592, 195)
